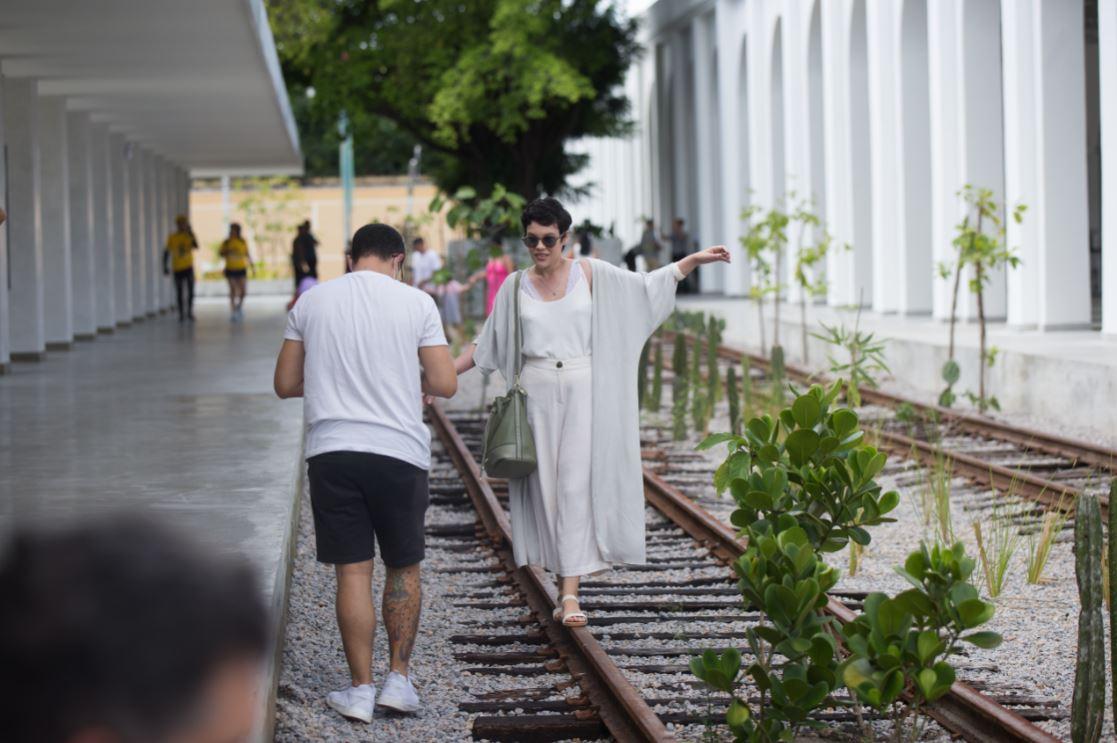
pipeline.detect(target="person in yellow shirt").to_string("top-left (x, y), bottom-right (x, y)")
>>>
top-left (219, 223), bottom-right (255, 323)
top-left (164, 215), bottom-right (198, 322)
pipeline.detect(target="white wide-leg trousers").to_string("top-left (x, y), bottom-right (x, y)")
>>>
top-left (511, 356), bottom-right (608, 577)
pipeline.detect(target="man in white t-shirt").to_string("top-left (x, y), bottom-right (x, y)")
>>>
top-left (274, 223), bottom-right (456, 723)
top-left (408, 237), bottom-right (442, 288)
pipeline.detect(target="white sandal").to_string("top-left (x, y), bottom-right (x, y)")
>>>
top-left (551, 594), bottom-right (588, 627)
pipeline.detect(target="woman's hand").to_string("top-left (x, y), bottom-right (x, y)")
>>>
top-left (678, 245), bottom-right (731, 277)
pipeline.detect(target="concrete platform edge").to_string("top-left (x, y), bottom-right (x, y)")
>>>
top-left (253, 428), bottom-right (305, 743)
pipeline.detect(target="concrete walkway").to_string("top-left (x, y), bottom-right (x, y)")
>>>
top-left (0, 296), bottom-right (304, 738)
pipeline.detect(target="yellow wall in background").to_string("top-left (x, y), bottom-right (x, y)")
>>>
top-left (189, 177), bottom-right (460, 281)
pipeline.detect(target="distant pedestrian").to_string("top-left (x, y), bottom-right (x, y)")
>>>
top-left (639, 218), bottom-right (663, 269)
top-left (220, 223), bottom-right (254, 323)
top-left (0, 517), bottom-right (268, 743)
top-left (292, 220), bottom-right (319, 291)
top-left (469, 242), bottom-right (514, 317)
top-left (274, 223), bottom-right (457, 723)
top-left (665, 218), bottom-right (696, 293)
top-left (453, 197), bottom-right (729, 627)
top-left (409, 236), bottom-right (442, 289)
top-left (164, 214), bottom-right (198, 322)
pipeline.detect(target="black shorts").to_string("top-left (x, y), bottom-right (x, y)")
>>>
top-left (307, 451), bottom-right (430, 566)
top-left (224, 268), bottom-right (247, 279)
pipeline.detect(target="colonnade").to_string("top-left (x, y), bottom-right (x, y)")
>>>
top-left (0, 77), bottom-right (192, 371)
top-left (569, 0), bottom-right (1116, 334)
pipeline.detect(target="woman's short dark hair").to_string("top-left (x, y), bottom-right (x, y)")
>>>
top-left (351, 223), bottom-right (405, 262)
top-left (521, 197), bottom-right (572, 235)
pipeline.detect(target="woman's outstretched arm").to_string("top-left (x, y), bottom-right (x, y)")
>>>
top-left (676, 245), bottom-right (731, 275)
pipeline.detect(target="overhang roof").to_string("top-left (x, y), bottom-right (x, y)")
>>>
top-left (0, 0), bottom-right (302, 175)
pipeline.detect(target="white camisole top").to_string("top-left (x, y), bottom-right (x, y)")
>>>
top-left (519, 262), bottom-right (592, 359)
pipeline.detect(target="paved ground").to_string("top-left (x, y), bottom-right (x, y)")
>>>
top-left (0, 296), bottom-right (304, 737)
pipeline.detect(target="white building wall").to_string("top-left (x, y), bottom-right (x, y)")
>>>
top-left (1099, 0), bottom-right (1117, 335)
top-left (4, 78), bottom-right (45, 358)
top-left (39, 95), bottom-right (72, 347)
top-left (0, 76), bottom-right (8, 370)
top-left (69, 112), bottom-right (97, 339)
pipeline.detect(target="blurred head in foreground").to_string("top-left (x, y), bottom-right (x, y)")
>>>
top-left (0, 518), bottom-right (268, 743)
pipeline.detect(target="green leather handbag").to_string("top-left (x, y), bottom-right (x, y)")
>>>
top-left (481, 272), bottom-right (537, 478)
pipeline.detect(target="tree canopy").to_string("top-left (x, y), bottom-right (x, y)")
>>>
top-left (268, 0), bottom-right (641, 198)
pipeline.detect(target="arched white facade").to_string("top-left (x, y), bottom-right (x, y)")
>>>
top-left (567, 0), bottom-right (1115, 334)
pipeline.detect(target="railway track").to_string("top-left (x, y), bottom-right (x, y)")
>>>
top-left (427, 403), bottom-right (1064, 741)
top-left (662, 329), bottom-right (1115, 516)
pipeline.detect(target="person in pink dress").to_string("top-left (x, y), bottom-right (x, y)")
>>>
top-left (475, 245), bottom-right (514, 317)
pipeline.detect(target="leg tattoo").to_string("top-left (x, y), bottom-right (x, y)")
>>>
top-left (383, 564), bottom-right (422, 675)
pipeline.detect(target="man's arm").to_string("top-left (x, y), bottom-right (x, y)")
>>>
top-left (274, 339), bottom-right (305, 398)
top-left (419, 345), bottom-right (457, 398)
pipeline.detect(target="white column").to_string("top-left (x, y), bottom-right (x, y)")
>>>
top-left (145, 152), bottom-right (159, 315)
top-left (928, 0), bottom-right (1006, 322)
top-left (1097, 0), bottom-right (1117, 334)
top-left (129, 147), bottom-right (146, 320)
top-left (68, 112), bottom-right (96, 339)
top-left (691, 13), bottom-right (723, 292)
top-left (3, 78), bottom-right (45, 359)
top-left (1002, 0), bottom-right (1091, 329)
top-left (0, 77), bottom-right (9, 372)
top-left (91, 123), bottom-right (116, 332)
top-left (715, 0), bottom-right (751, 295)
top-left (823, 0), bottom-right (856, 306)
top-left (866, 0), bottom-right (902, 312)
top-left (39, 96), bottom-right (73, 348)
top-left (156, 158), bottom-right (169, 311)
top-left (109, 133), bottom-right (131, 325)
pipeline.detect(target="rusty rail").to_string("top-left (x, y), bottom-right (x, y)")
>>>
top-left (641, 466), bottom-right (1061, 743)
top-left (428, 403), bottom-right (674, 743)
top-left (662, 329), bottom-right (1114, 514)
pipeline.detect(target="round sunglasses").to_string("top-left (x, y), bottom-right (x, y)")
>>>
top-left (522, 232), bottom-right (566, 249)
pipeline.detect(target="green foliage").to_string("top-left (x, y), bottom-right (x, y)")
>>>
top-left (789, 196), bottom-right (833, 364)
top-left (769, 345), bottom-right (787, 407)
top-left (234, 177), bottom-right (306, 276)
top-left (272, 0), bottom-right (641, 196)
top-left (693, 383), bottom-right (900, 740)
top-left (672, 335), bottom-right (689, 441)
top-left (811, 307), bottom-right (889, 408)
top-left (706, 315), bottom-right (724, 407)
top-left (727, 366), bottom-right (741, 437)
top-left (943, 186), bottom-right (1026, 414)
top-left (971, 506), bottom-right (1021, 599)
top-left (840, 541), bottom-right (1000, 739)
top-left (939, 359), bottom-right (960, 408)
top-left (1026, 500), bottom-right (1069, 584)
top-left (691, 327), bottom-right (709, 435)
top-left (649, 342), bottom-right (664, 413)
top-left (741, 360), bottom-right (753, 416)
top-left (1073, 494), bottom-right (1106, 743)
top-left (430, 183), bottom-right (525, 243)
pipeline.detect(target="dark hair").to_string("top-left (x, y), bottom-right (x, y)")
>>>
top-left (520, 197), bottom-right (572, 234)
top-left (351, 223), bottom-right (405, 262)
top-left (229, 222), bottom-right (242, 234)
top-left (412, 236), bottom-right (425, 247)
top-left (0, 517), bottom-right (268, 743)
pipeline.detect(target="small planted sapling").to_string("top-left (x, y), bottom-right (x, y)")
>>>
top-left (672, 334), bottom-right (689, 441)
top-left (811, 304), bottom-right (890, 408)
top-left (790, 197), bottom-right (832, 365)
top-left (939, 186), bottom-right (1025, 412)
top-left (649, 341), bottom-right (664, 413)
top-left (840, 542), bottom-right (1001, 741)
top-left (740, 204), bottom-right (774, 356)
top-left (691, 327), bottom-right (709, 435)
top-left (693, 382), bottom-right (900, 740)
top-left (706, 315), bottom-right (724, 407)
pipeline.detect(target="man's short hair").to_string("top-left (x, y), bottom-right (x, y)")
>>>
top-left (0, 517), bottom-right (268, 743)
top-left (521, 197), bottom-right (572, 235)
top-left (351, 223), bottom-right (406, 262)
top-left (412, 236), bottom-right (425, 247)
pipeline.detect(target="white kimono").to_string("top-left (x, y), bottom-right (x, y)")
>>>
top-left (473, 259), bottom-right (679, 567)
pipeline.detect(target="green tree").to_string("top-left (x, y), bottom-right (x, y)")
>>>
top-left (236, 176), bottom-right (306, 276)
top-left (270, 0), bottom-right (641, 196)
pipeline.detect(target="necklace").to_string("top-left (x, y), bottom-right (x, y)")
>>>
top-left (532, 263), bottom-right (568, 299)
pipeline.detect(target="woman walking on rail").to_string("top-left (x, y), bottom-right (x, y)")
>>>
top-left (453, 197), bottom-right (729, 626)
top-left (220, 223), bottom-right (254, 322)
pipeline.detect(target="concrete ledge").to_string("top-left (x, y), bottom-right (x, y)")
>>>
top-left (45, 341), bottom-right (72, 351)
top-left (97, 326), bottom-right (116, 335)
top-left (681, 295), bottom-right (1117, 441)
top-left (75, 333), bottom-right (97, 342)
top-left (253, 439), bottom-right (305, 743)
top-left (11, 351), bottom-right (45, 362)
top-left (115, 320), bottom-right (132, 328)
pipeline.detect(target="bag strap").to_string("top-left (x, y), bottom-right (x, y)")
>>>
top-left (512, 271), bottom-right (524, 383)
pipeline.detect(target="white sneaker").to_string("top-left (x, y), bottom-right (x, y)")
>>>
top-left (377, 671), bottom-right (421, 713)
top-left (326, 683), bottom-right (376, 722)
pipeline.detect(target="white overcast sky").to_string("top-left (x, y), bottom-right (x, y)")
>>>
top-left (625, 0), bottom-right (655, 16)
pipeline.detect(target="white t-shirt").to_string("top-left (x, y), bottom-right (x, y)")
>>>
top-left (410, 249), bottom-right (443, 287)
top-left (284, 270), bottom-right (448, 469)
